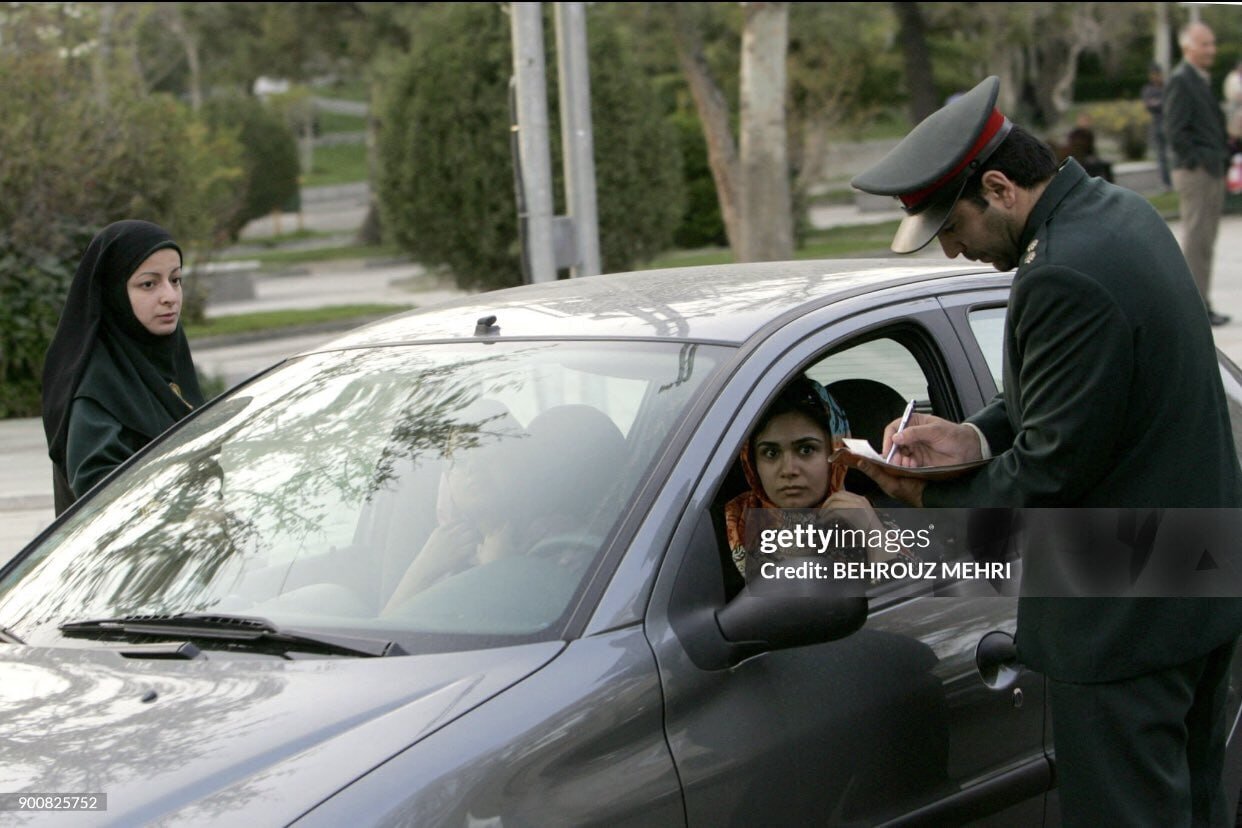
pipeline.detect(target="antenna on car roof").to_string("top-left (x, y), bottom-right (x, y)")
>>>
top-left (474, 315), bottom-right (501, 336)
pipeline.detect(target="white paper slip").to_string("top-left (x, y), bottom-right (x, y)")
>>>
top-left (841, 437), bottom-right (885, 461)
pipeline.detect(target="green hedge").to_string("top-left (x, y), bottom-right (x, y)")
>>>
top-left (0, 52), bottom-right (244, 418)
top-left (378, 4), bottom-right (685, 289)
top-left (202, 93), bottom-right (301, 240)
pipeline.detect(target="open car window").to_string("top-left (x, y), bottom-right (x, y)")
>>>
top-left (709, 326), bottom-right (962, 602)
top-left (0, 341), bottom-right (728, 653)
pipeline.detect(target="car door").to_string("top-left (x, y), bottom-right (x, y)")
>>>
top-left (644, 290), bottom-right (1051, 826)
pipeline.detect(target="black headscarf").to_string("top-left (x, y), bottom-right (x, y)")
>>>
top-left (42, 220), bottom-right (203, 514)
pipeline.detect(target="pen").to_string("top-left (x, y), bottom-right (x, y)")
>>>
top-left (885, 399), bottom-right (916, 463)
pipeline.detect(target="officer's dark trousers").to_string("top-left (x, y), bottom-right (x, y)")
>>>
top-left (1048, 639), bottom-right (1237, 827)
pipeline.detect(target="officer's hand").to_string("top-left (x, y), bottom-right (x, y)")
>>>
top-left (856, 462), bottom-right (926, 508)
top-left (881, 413), bottom-right (982, 468)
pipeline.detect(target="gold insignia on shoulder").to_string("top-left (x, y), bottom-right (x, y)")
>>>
top-left (1022, 238), bottom-right (1039, 265)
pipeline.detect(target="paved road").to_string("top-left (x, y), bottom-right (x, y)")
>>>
top-left (5, 208), bottom-right (1242, 563)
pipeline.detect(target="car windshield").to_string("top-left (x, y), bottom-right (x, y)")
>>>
top-left (0, 340), bottom-right (727, 653)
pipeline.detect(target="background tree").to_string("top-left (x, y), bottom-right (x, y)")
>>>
top-left (377, 3), bottom-right (683, 289)
top-left (893, 3), bottom-right (937, 124)
top-left (738, 2), bottom-right (793, 261)
top-left (0, 10), bottom-right (244, 418)
top-left (201, 93), bottom-right (302, 241)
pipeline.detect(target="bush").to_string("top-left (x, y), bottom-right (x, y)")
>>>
top-left (202, 93), bottom-right (302, 240)
top-left (0, 52), bottom-right (244, 418)
top-left (1085, 100), bottom-right (1150, 161)
top-left (0, 230), bottom-right (83, 418)
top-left (378, 4), bottom-right (685, 289)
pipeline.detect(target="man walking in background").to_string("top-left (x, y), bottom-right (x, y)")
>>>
top-left (1166, 21), bottom-right (1231, 326)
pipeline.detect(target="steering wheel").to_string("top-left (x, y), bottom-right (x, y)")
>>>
top-left (526, 532), bottom-right (602, 562)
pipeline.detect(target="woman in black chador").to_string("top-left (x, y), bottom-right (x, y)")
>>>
top-left (42, 220), bottom-right (204, 514)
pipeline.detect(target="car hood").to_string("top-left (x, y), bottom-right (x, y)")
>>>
top-left (0, 640), bottom-right (564, 825)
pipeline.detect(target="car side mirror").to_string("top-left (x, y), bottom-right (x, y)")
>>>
top-left (667, 511), bottom-right (868, 671)
top-left (715, 583), bottom-right (868, 661)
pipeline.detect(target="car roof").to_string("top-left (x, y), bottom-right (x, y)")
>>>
top-left (321, 258), bottom-right (1003, 349)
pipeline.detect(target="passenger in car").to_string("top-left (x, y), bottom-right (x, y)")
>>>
top-left (41, 220), bottom-right (203, 515)
top-left (382, 403), bottom-right (627, 612)
top-left (725, 376), bottom-right (899, 578)
top-left (382, 410), bottom-right (534, 611)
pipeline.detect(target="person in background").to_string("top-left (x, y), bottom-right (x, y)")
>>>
top-left (1165, 21), bottom-right (1231, 326)
top-left (1063, 112), bottom-right (1113, 182)
top-left (41, 220), bottom-right (204, 515)
top-left (1223, 57), bottom-right (1242, 151)
top-left (1141, 62), bottom-right (1172, 189)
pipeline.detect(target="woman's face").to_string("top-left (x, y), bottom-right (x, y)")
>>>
top-left (126, 248), bottom-right (183, 336)
top-left (753, 411), bottom-right (831, 509)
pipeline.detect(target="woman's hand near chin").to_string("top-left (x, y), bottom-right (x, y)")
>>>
top-left (822, 490), bottom-right (884, 532)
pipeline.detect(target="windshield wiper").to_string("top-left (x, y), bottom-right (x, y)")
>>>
top-left (0, 625), bottom-right (24, 644)
top-left (58, 613), bottom-right (407, 658)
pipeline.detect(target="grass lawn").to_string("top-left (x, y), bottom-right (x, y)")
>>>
top-left (303, 142), bottom-right (369, 188)
top-left (317, 110), bottom-right (367, 134)
top-left (221, 243), bottom-right (403, 269)
top-left (643, 221), bottom-right (901, 270)
top-left (186, 304), bottom-right (413, 340)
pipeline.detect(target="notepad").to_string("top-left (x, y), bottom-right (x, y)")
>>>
top-left (832, 438), bottom-right (991, 481)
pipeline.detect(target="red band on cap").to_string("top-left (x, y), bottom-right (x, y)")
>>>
top-left (899, 109), bottom-right (1007, 212)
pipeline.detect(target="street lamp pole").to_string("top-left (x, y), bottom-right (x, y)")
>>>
top-left (510, 2), bottom-right (601, 282)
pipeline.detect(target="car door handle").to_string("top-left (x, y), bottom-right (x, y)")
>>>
top-left (975, 630), bottom-right (1023, 691)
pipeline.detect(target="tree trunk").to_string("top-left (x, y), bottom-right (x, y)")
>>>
top-left (738, 2), bottom-right (792, 262)
top-left (163, 5), bottom-right (203, 111)
top-left (670, 5), bottom-right (742, 260)
top-left (93, 3), bottom-right (115, 108)
top-left (893, 2), bottom-right (938, 124)
top-left (358, 76), bottom-right (383, 246)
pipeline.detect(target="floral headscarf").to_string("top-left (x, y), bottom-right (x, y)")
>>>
top-left (724, 377), bottom-right (851, 575)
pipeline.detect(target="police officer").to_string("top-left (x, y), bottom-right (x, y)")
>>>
top-left (852, 77), bottom-right (1242, 825)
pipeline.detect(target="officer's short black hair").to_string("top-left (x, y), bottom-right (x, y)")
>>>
top-left (959, 125), bottom-right (1059, 209)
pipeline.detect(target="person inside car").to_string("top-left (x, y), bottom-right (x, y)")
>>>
top-left (382, 402), bottom-right (627, 613)
top-left (725, 376), bottom-right (896, 579)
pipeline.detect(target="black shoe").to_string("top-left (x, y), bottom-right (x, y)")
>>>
top-left (1208, 310), bottom-right (1231, 326)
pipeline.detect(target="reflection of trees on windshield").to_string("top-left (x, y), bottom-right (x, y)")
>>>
top-left (3, 347), bottom-right (576, 639)
top-left (2, 453), bottom-right (259, 632)
top-left (659, 344), bottom-right (699, 392)
top-left (1, 341), bottom-right (721, 644)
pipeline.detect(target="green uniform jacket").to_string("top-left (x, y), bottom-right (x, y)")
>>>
top-left (64, 343), bottom-right (191, 501)
top-left (925, 158), bottom-right (1242, 681)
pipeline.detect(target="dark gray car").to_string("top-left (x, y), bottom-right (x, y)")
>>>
top-left (2, 260), bottom-right (1241, 825)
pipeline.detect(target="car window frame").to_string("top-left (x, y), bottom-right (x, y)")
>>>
top-left (613, 288), bottom-right (984, 636)
top-left (936, 282), bottom-right (1013, 404)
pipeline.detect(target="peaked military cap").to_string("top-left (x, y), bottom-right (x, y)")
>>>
top-left (851, 77), bottom-right (1012, 253)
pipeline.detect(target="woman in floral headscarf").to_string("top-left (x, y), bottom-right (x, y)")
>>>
top-left (725, 375), bottom-right (887, 577)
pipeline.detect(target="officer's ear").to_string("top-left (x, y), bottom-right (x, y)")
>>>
top-left (979, 170), bottom-right (1019, 209)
